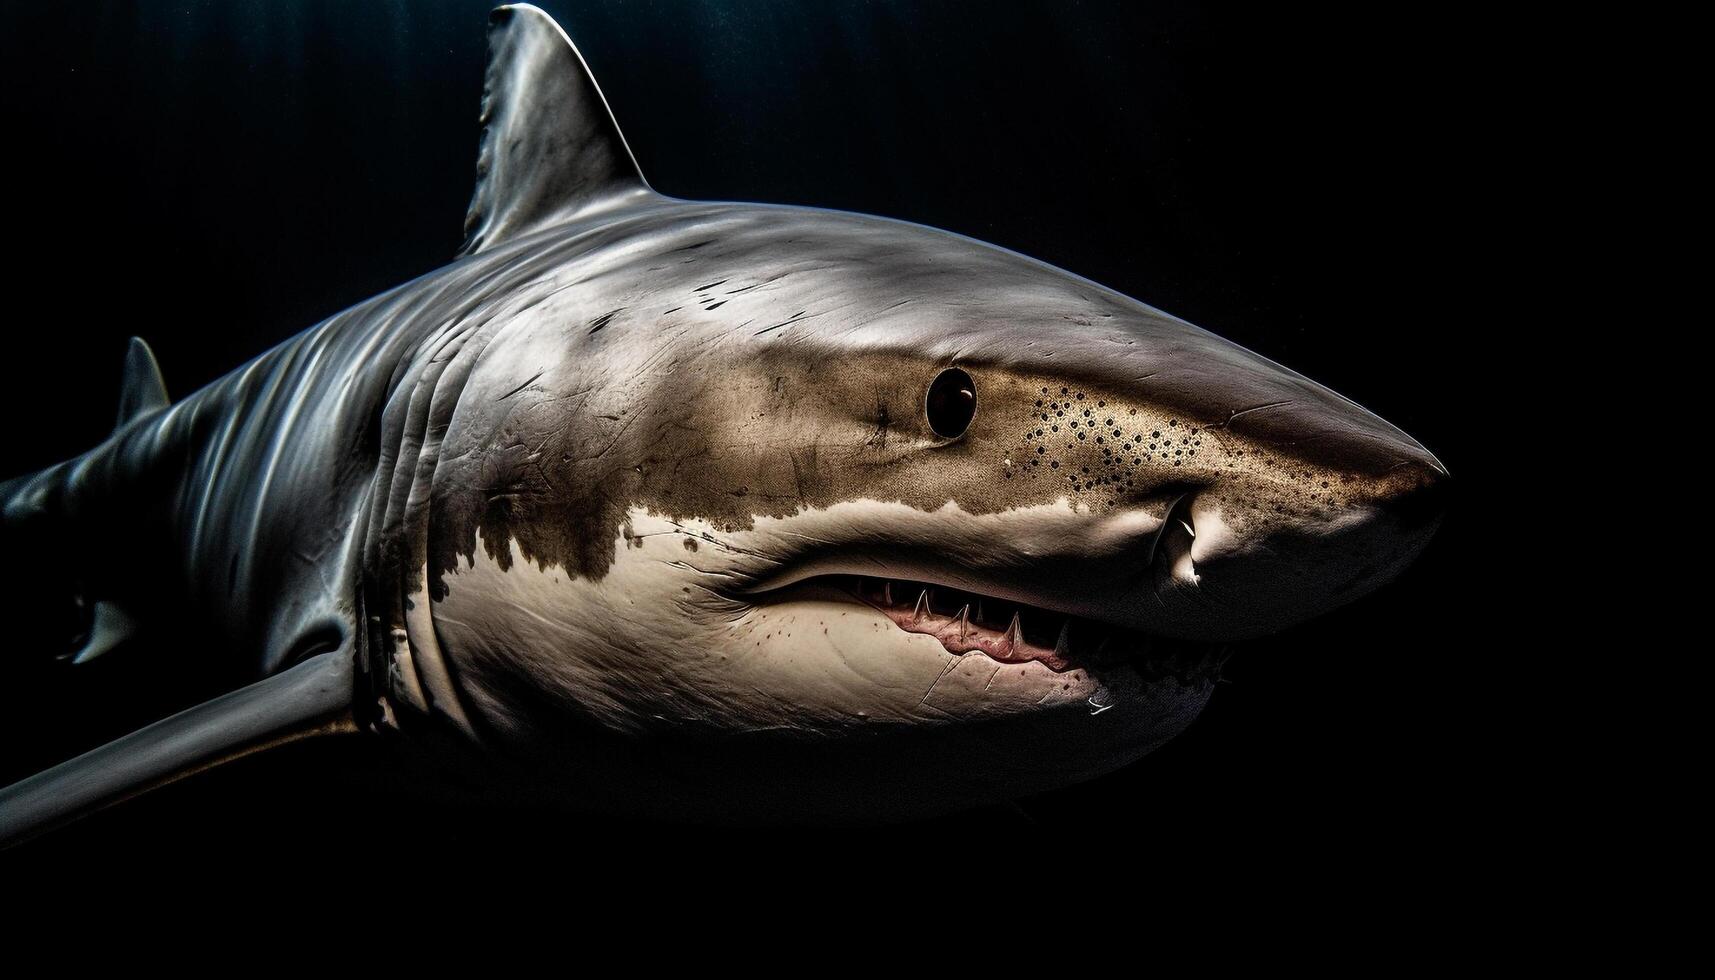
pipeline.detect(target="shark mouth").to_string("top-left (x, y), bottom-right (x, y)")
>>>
top-left (818, 575), bottom-right (1226, 682)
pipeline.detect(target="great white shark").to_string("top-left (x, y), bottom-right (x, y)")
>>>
top-left (0, 5), bottom-right (1446, 841)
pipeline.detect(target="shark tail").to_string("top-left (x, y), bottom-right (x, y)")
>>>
top-left (0, 337), bottom-right (171, 664)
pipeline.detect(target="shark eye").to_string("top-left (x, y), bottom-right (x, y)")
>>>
top-left (926, 368), bottom-right (977, 439)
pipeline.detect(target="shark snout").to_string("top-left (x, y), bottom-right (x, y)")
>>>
top-left (1375, 456), bottom-right (1450, 532)
top-left (1158, 431), bottom-right (1448, 639)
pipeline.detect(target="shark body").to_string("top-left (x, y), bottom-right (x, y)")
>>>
top-left (0, 6), bottom-right (1445, 840)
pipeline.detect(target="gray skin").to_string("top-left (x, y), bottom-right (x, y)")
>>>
top-left (0, 5), bottom-right (1445, 838)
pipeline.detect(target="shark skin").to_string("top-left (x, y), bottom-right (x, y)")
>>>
top-left (0, 5), bottom-right (1446, 840)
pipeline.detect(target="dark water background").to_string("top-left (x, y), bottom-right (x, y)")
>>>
top-left (0, 1), bottom-right (1509, 882)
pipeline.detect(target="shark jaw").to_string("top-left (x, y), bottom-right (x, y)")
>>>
top-left (420, 501), bottom-right (1221, 734)
top-left (761, 573), bottom-right (1228, 683)
top-left (414, 507), bottom-right (1225, 821)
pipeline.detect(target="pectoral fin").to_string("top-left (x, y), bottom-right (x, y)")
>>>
top-left (0, 650), bottom-right (357, 847)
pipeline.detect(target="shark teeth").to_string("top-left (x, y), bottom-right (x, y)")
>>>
top-left (843, 576), bottom-right (1103, 672)
top-left (1055, 619), bottom-right (1074, 659)
top-left (814, 575), bottom-right (1225, 682)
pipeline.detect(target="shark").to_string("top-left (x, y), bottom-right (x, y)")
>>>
top-left (0, 5), bottom-right (1446, 842)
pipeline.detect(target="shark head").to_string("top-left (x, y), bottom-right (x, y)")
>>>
top-left (379, 6), bottom-right (1447, 820)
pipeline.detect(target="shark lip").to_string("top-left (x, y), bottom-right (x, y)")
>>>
top-left (788, 574), bottom-right (1227, 681)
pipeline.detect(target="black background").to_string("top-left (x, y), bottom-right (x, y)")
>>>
top-left (0, 1), bottom-right (1512, 883)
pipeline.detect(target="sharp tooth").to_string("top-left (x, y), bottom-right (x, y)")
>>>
top-left (957, 605), bottom-right (970, 641)
top-left (913, 589), bottom-right (929, 622)
top-left (1006, 613), bottom-right (1024, 655)
top-left (974, 599), bottom-right (986, 625)
top-left (882, 581), bottom-right (893, 605)
top-left (1055, 619), bottom-right (1074, 657)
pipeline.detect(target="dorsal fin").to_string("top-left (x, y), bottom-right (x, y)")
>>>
top-left (459, 4), bottom-right (651, 256)
top-left (115, 336), bottom-right (169, 429)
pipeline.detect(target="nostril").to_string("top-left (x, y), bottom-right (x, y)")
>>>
top-left (1148, 492), bottom-right (1200, 585)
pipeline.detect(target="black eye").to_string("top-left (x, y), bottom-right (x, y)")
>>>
top-left (925, 368), bottom-right (976, 439)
